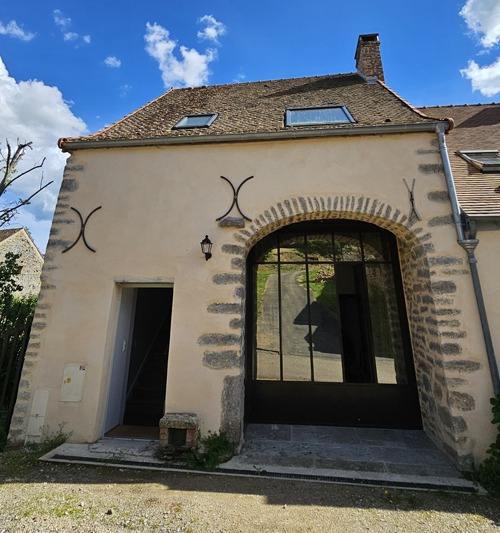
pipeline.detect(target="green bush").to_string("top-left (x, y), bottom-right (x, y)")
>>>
top-left (187, 431), bottom-right (235, 471)
top-left (475, 396), bottom-right (500, 495)
top-left (0, 295), bottom-right (37, 441)
top-left (0, 294), bottom-right (37, 330)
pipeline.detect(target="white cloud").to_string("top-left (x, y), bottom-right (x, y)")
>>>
top-left (461, 57), bottom-right (500, 96)
top-left (459, 1), bottom-right (500, 96)
top-left (460, 0), bottom-right (500, 48)
top-left (53, 9), bottom-right (90, 45)
top-left (105, 56), bottom-right (121, 68)
top-left (53, 9), bottom-right (71, 30)
top-left (0, 56), bottom-right (88, 251)
top-left (197, 15), bottom-right (227, 44)
top-left (0, 20), bottom-right (35, 41)
top-left (63, 32), bottom-right (78, 42)
top-left (145, 21), bottom-right (219, 88)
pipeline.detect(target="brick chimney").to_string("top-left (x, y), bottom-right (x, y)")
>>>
top-left (355, 33), bottom-right (385, 83)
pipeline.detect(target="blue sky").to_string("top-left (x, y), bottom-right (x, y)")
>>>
top-left (1, 0), bottom-right (499, 250)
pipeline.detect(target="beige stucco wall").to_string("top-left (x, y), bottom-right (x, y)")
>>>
top-left (475, 224), bottom-right (500, 373)
top-left (10, 132), bottom-right (498, 467)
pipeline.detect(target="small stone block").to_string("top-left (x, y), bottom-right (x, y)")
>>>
top-left (159, 412), bottom-right (198, 429)
top-left (186, 429), bottom-right (197, 447)
top-left (218, 217), bottom-right (246, 228)
top-left (159, 413), bottom-right (199, 449)
top-left (159, 428), bottom-right (169, 447)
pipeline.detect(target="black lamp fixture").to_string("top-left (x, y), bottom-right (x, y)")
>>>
top-left (200, 235), bottom-right (213, 261)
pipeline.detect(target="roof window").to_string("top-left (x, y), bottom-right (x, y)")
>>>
top-left (285, 106), bottom-right (354, 127)
top-left (173, 114), bottom-right (218, 129)
top-left (458, 151), bottom-right (500, 173)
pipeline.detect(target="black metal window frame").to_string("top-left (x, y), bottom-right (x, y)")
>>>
top-left (246, 220), bottom-right (415, 385)
top-left (172, 113), bottom-right (218, 129)
top-left (457, 150), bottom-right (500, 173)
top-left (285, 105), bottom-right (355, 127)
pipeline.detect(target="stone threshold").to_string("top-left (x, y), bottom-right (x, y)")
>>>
top-left (40, 439), bottom-right (480, 494)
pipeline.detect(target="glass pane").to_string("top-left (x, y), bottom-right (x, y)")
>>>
top-left (362, 232), bottom-right (391, 261)
top-left (365, 264), bottom-right (406, 384)
top-left (306, 234), bottom-right (333, 263)
top-left (334, 233), bottom-right (362, 262)
top-left (287, 107), bottom-right (353, 126)
top-left (470, 152), bottom-right (500, 165)
top-left (254, 233), bottom-right (278, 263)
top-left (280, 234), bottom-right (306, 263)
top-left (309, 264), bottom-right (344, 382)
top-left (174, 114), bottom-right (216, 128)
top-left (255, 264), bottom-right (281, 380)
top-left (281, 263), bottom-right (312, 381)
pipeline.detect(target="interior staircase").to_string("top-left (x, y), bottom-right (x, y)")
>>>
top-left (123, 319), bottom-right (170, 427)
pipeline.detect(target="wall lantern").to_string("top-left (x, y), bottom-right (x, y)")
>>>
top-left (200, 235), bottom-right (213, 261)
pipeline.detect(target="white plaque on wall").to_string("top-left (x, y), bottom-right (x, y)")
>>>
top-left (60, 364), bottom-right (87, 402)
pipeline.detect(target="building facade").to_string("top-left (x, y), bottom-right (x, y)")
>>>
top-left (9, 35), bottom-right (500, 470)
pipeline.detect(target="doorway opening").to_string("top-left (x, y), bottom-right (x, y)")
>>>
top-left (105, 286), bottom-right (173, 438)
top-left (245, 220), bottom-right (421, 429)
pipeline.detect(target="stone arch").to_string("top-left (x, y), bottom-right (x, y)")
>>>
top-left (212, 194), bottom-right (471, 467)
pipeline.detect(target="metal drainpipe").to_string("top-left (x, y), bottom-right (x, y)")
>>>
top-left (436, 123), bottom-right (500, 396)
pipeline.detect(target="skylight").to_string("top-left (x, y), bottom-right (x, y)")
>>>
top-left (173, 114), bottom-right (218, 129)
top-left (458, 151), bottom-right (500, 173)
top-left (285, 106), bottom-right (355, 127)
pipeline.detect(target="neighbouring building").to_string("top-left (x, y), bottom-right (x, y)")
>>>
top-left (9, 34), bottom-right (500, 470)
top-left (0, 227), bottom-right (43, 297)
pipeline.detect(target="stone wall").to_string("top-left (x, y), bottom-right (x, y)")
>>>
top-left (0, 229), bottom-right (43, 297)
top-left (206, 192), bottom-right (479, 469)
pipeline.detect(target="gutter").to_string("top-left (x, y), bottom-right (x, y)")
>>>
top-left (436, 123), bottom-right (500, 396)
top-left (59, 121), bottom-right (448, 152)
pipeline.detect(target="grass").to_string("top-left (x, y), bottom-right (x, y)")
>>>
top-left (0, 423), bottom-right (72, 478)
top-left (186, 431), bottom-right (235, 471)
top-left (255, 265), bottom-right (276, 318)
top-left (297, 264), bottom-right (338, 313)
top-left (304, 264), bottom-right (338, 313)
top-left (257, 263), bottom-right (340, 319)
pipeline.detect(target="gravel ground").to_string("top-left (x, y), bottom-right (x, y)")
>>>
top-left (0, 447), bottom-right (499, 532)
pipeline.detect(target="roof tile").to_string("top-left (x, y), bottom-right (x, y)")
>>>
top-left (420, 104), bottom-right (500, 218)
top-left (68, 74), bottom-right (438, 143)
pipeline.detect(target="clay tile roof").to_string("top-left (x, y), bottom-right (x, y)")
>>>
top-left (419, 104), bottom-right (500, 218)
top-left (0, 228), bottom-right (22, 243)
top-left (66, 73), bottom-right (440, 144)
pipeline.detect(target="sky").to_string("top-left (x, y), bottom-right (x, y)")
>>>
top-left (1, 0), bottom-right (499, 252)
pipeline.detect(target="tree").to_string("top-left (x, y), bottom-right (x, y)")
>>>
top-left (0, 252), bottom-right (23, 307)
top-left (0, 140), bottom-right (53, 227)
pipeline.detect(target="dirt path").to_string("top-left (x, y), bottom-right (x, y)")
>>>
top-left (1, 449), bottom-right (499, 532)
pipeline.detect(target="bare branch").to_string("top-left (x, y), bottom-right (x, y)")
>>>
top-left (5, 157), bottom-right (46, 188)
top-left (0, 140), bottom-right (53, 227)
top-left (0, 180), bottom-right (53, 228)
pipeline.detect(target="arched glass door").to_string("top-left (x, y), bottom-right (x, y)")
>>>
top-left (245, 220), bottom-right (422, 428)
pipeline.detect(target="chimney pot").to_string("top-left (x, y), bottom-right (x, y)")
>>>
top-left (355, 33), bottom-right (385, 83)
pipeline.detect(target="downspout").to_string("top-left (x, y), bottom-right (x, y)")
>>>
top-left (436, 123), bottom-right (500, 396)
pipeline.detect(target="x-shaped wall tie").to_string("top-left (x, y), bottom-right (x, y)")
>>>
top-left (403, 178), bottom-right (420, 223)
top-left (216, 175), bottom-right (254, 222)
top-left (62, 206), bottom-right (102, 254)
